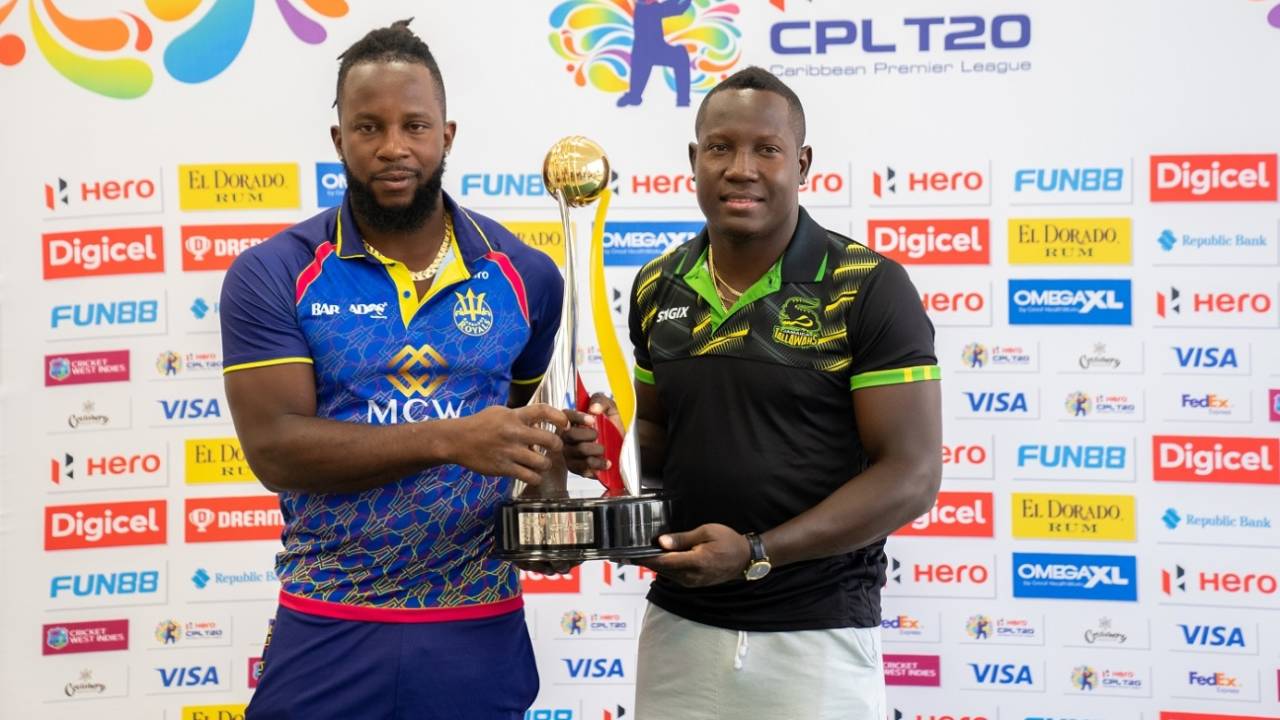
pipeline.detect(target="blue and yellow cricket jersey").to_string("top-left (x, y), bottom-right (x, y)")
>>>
top-left (220, 193), bottom-right (561, 622)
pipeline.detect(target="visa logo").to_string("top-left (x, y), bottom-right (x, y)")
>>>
top-left (1173, 346), bottom-right (1239, 368)
top-left (964, 392), bottom-right (1029, 413)
top-left (1178, 624), bottom-right (1246, 647)
top-left (158, 398), bottom-right (222, 420)
top-left (562, 657), bottom-right (625, 679)
top-left (156, 665), bottom-right (220, 687)
top-left (969, 663), bottom-right (1034, 685)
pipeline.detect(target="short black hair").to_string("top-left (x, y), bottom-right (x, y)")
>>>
top-left (694, 66), bottom-right (806, 145)
top-left (334, 19), bottom-right (446, 116)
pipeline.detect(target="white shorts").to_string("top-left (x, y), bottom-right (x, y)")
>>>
top-left (634, 602), bottom-right (887, 720)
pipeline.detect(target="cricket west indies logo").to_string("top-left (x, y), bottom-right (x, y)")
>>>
top-left (0, 0), bottom-right (349, 98)
top-left (548, 0), bottom-right (741, 107)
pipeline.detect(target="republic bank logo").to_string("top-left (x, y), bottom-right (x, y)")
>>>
top-left (386, 345), bottom-right (448, 398)
top-left (547, 0), bottom-right (742, 108)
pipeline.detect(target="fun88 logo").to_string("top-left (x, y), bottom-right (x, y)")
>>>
top-left (315, 163), bottom-right (346, 208)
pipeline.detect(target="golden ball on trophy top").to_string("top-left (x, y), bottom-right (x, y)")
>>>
top-left (542, 136), bottom-right (611, 207)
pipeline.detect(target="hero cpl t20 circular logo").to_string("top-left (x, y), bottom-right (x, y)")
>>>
top-left (0, 0), bottom-right (349, 99)
top-left (548, 0), bottom-right (742, 107)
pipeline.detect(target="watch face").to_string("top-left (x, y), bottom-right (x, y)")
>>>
top-left (745, 561), bottom-right (771, 581)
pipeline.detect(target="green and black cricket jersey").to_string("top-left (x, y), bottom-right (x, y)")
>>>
top-left (629, 208), bottom-right (940, 631)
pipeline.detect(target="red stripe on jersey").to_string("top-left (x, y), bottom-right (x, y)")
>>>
top-left (486, 251), bottom-right (530, 323)
top-left (295, 241), bottom-right (335, 305)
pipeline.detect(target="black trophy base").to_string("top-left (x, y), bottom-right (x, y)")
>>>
top-left (495, 493), bottom-right (669, 561)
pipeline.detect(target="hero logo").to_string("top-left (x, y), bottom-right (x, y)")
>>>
top-left (50, 570), bottom-right (161, 598)
top-left (942, 440), bottom-right (992, 478)
top-left (1162, 564), bottom-right (1278, 597)
top-left (771, 15), bottom-right (1031, 54)
top-left (921, 290), bottom-right (987, 314)
top-left (1150, 154), bottom-right (1277, 202)
top-left (869, 164), bottom-right (990, 205)
top-left (44, 175), bottom-right (158, 213)
top-left (1156, 286), bottom-right (1272, 318)
top-left (626, 171), bottom-right (844, 196)
top-left (155, 666), bottom-right (220, 688)
top-left (157, 398), bottom-right (222, 421)
top-left (50, 452), bottom-right (163, 485)
top-left (561, 657), bottom-right (625, 679)
top-left (1152, 436), bottom-right (1278, 484)
top-left (42, 227), bottom-right (164, 279)
top-left (895, 492), bottom-right (993, 537)
top-left (868, 219), bottom-right (990, 264)
top-left (887, 557), bottom-right (991, 586)
top-left (655, 306), bottom-right (689, 323)
top-left (968, 663), bottom-right (1035, 686)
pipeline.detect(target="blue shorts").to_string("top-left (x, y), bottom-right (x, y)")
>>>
top-left (247, 605), bottom-right (538, 720)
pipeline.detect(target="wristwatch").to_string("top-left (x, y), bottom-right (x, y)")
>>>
top-left (742, 532), bottom-right (772, 581)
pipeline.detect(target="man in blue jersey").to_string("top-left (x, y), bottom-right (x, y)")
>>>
top-left (221, 20), bottom-right (601, 720)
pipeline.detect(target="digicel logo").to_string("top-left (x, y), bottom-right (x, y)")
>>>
top-left (44, 499), bottom-right (167, 550)
top-left (42, 227), bottom-right (164, 279)
top-left (1152, 435), bottom-right (1279, 484)
top-left (519, 567), bottom-right (581, 593)
top-left (1150, 153), bottom-right (1278, 202)
top-left (182, 224), bottom-right (287, 271)
top-left (868, 219), bottom-right (990, 264)
top-left (894, 491), bottom-right (994, 537)
top-left (185, 496), bottom-right (284, 543)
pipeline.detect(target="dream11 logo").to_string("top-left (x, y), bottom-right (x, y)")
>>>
top-left (547, 0), bottom-right (742, 107)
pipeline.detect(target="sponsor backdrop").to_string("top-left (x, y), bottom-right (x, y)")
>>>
top-left (1, 1), bottom-right (1278, 718)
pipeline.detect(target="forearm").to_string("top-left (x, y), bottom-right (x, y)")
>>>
top-left (637, 418), bottom-right (667, 487)
top-left (237, 413), bottom-right (461, 495)
top-left (762, 457), bottom-right (940, 568)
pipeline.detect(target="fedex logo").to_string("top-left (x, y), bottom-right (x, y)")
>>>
top-left (1150, 154), bottom-right (1277, 202)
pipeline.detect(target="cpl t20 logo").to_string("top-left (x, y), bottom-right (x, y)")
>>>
top-left (0, 0), bottom-right (349, 99)
top-left (453, 289), bottom-right (494, 337)
top-left (961, 343), bottom-right (987, 369)
top-left (548, 0), bottom-right (741, 107)
top-left (965, 614), bottom-right (992, 640)
top-left (560, 610), bottom-right (585, 636)
top-left (1071, 665), bottom-right (1098, 691)
top-left (1065, 391), bottom-right (1092, 417)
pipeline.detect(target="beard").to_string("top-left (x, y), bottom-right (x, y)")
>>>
top-left (344, 158), bottom-right (446, 234)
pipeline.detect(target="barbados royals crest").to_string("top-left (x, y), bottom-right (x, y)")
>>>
top-left (453, 289), bottom-right (494, 336)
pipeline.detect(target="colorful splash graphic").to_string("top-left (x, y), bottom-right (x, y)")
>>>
top-left (1250, 0), bottom-right (1280, 27)
top-left (0, 0), bottom-right (348, 99)
top-left (548, 0), bottom-right (741, 105)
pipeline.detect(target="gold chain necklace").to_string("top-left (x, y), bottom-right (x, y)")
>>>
top-left (364, 215), bottom-right (454, 282)
top-left (707, 245), bottom-right (744, 306)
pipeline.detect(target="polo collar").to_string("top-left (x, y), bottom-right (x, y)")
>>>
top-left (675, 207), bottom-right (828, 284)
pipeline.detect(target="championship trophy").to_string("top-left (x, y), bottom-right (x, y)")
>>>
top-left (495, 137), bottom-right (669, 561)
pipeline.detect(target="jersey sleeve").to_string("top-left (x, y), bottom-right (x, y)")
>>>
top-left (628, 260), bottom-right (663, 385)
top-left (510, 250), bottom-right (564, 385)
top-left (847, 259), bottom-right (940, 391)
top-left (220, 248), bottom-right (313, 373)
